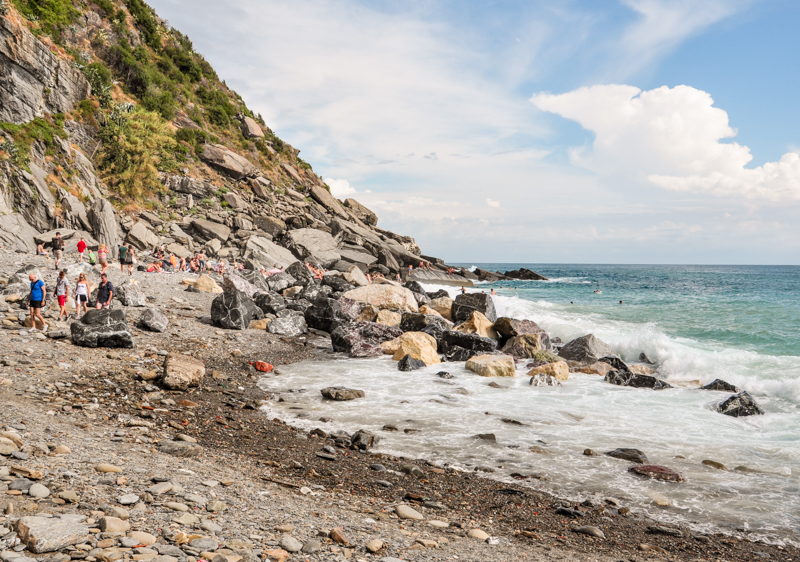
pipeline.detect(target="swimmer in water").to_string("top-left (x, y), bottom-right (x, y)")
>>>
top-left (594, 289), bottom-right (602, 294)
top-left (620, 300), bottom-right (624, 304)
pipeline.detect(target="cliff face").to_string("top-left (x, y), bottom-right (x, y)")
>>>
top-left (0, 1), bottom-right (479, 284)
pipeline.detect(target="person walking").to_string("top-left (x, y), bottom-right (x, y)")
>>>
top-left (27, 273), bottom-right (47, 330)
top-left (118, 243), bottom-right (129, 274)
top-left (97, 244), bottom-right (109, 275)
top-left (54, 270), bottom-right (70, 321)
top-left (126, 245), bottom-right (136, 275)
top-left (96, 273), bottom-right (114, 309)
top-left (74, 272), bottom-right (89, 318)
top-left (77, 236), bottom-right (87, 263)
top-left (53, 232), bottom-right (65, 269)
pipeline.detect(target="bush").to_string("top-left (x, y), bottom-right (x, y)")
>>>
top-left (142, 88), bottom-right (176, 120)
top-left (196, 86), bottom-right (236, 128)
top-left (175, 128), bottom-right (215, 151)
top-left (95, 0), bottom-right (115, 16)
top-left (96, 106), bottom-right (178, 200)
top-left (82, 62), bottom-right (113, 107)
top-left (12, 0), bottom-right (80, 44)
top-left (123, 0), bottom-right (160, 50)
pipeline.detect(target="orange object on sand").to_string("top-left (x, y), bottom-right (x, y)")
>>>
top-left (251, 361), bottom-right (274, 373)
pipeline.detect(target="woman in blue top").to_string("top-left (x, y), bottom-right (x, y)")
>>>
top-left (27, 273), bottom-right (47, 330)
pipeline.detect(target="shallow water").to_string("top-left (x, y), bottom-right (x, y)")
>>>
top-left (259, 264), bottom-right (800, 544)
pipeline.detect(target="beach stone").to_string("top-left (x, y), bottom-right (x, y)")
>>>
top-left (116, 282), bottom-right (147, 307)
top-left (99, 517), bottom-right (130, 534)
top-left (263, 549), bottom-right (290, 562)
top-left (341, 284), bottom-right (419, 313)
top-left (71, 309), bottom-right (135, 348)
top-left (376, 309), bottom-right (402, 327)
top-left (397, 354), bottom-right (426, 371)
top-left (15, 514), bottom-right (90, 553)
top-left (453, 293), bottom-right (496, 323)
top-left (136, 309), bottom-right (169, 333)
top-left (385, 332), bottom-right (440, 365)
top-left (440, 330), bottom-right (497, 360)
top-left (278, 536), bottom-right (302, 553)
top-left (605, 370), bottom-right (672, 390)
top-left (129, 532), bottom-right (157, 546)
top-left (365, 539), bottom-right (383, 553)
top-left (629, 465), bottom-right (684, 482)
top-left (454, 311), bottom-right (497, 340)
top-left (300, 539), bottom-right (321, 554)
top-left (428, 520), bottom-right (449, 528)
top-left (57, 490), bottom-right (79, 503)
top-left (527, 361), bottom-right (569, 381)
top-left (147, 482), bottom-right (173, 495)
top-left (189, 538), bottom-right (218, 551)
top-left (211, 289), bottom-right (262, 330)
top-left (329, 528), bottom-right (350, 545)
top-left (467, 529), bottom-right (490, 541)
top-left (157, 439), bottom-right (202, 457)
top-left (189, 274), bottom-right (223, 293)
top-left (573, 362), bottom-right (614, 376)
top-left (52, 444), bottom-right (71, 455)
top-left (96, 463), bottom-right (123, 473)
top-left (606, 448), bottom-right (648, 464)
top-left (0, 437), bottom-right (18, 456)
top-left (629, 364), bottom-right (656, 375)
top-left (206, 500), bottom-right (227, 512)
top-left (701, 379), bottom-right (741, 392)
top-left (502, 333), bottom-right (549, 359)
top-left (108, 507), bottom-right (129, 520)
top-left (321, 386), bottom-right (365, 401)
top-left (558, 334), bottom-right (612, 364)
top-left (572, 526), bottom-right (605, 539)
top-left (395, 505), bottom-right (424, 520)
top-left (331, 321), bottom-right (403, 357)
top-left (201, 520), bottom-right (223, 533)
top-left (27, 483), bottom-right (50, 498)
top-left (164, 502), bottom-right (188, 512)
top-left (493, 317), bottom-right (549, 346)
top-left (427, 297), bottom-right (453, 320)
top-left (161, 353), bottom-right (205, 390)
top-left (717, 391), bottom-right (764, 417)
top-left (529, 374), bottom-right (562, 386)
top-left (465, 354), bottom-right (515, 377)
top-left (702, 459), bottom-right (728, 470)
top-left (117, 494), bottom-right (139, 505)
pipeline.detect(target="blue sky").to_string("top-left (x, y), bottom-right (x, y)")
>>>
top-left (149, 0), bottom-right (800, 264)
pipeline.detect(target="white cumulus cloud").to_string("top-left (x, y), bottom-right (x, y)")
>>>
top-left (324, 178), bottom-right (356, 198)
top-left (486, 198), bottom-right (501, 208)
top-left (531, 84), bottom-right (800, 200)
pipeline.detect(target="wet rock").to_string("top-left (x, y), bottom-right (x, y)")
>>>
top-left (605, 370), bottom-right (672, 390)
top-left (398, 354), bottom-right (426, 371)
top-left (606, 448), bottom-right (648, 464)
top-left (331, 322), bottom-right (403, 358)
top-left (717, 391), bottom-right (764, 417)
top-left (452, 292), bottom-right (496, 323)
top-left (493, 317), bottom-right (550, 349)
top-left (161, 353), bottom-right (205, 390)
top-left (211, 290), bottom-right (262, 330)
top-left (71, 309), bottom-right (135, 348)
top-left (527, 361), bottom-right (569, 381)
top-left (529, 374), bottom-right (562, 387)
top-left (629, 465), bottom-right (684, 482)
top-left (440, 330), bottom-right (497, 361)
top-left (502, 334), bottom-right (550, 359)
top-left (321, 387), bottom-right (365, 401)
top-left (304, 297), bottom-right (356, 333)
top-left (465, 354), bottom-right (515, 377)
top-left (399, 312), bottom-right (451, 333)
top-left (382, 331), bottom-right (440, 365)
top-left (598, 355), bottom-right (630, 372)
top-left (702, 459), bottom-right (728, 471)
top-left (350, 430), bottom-right (379, 451)
top-left (701, 379), bottom-right (741, 392)
top-left (15, 514), bottom-right (90, 553)
top-left (558, 334), bottom-right (612, 364)
top-left (454, 310), bottom-right (497, 340)
top-left (136, 308), bottom-right (169, 332)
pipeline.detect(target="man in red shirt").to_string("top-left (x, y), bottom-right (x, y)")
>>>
top-left (77, 236), bottom-right (87, 263)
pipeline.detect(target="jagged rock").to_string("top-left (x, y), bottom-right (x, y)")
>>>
top-left (527, 361), bottom-right (569, 381)
top-left (321, 387), bottom-right (365, 401)
top-left (304, 297), bottom-right (357, 333)
top-left (321, 274), bottom-right (355, 293)
top-left (502, 334), bottom-right (549, 359)
top-left (192, 218), bottom-right (231, 243)
top-left (285, 261), bottom-right (314, 286)
top-left (440, 330), bottom-right (497, 360)
top-left (598, 356), bottom-right (630, 372)
top-left (136, 308), bottom-right (169, 332)
top-left (265, 271), bottom-right (297, 293)
top-left (350, 430), bottom-right (378, 451)
top-left (382, 332), bottom-right (440, 365)
top-left (58, 188), bottom-right (91, 231)
top-left (493, 317), bottom-right (550, 348)
top-left (240, 269), bottom-right (270, 293)
top-left (573, 362), bottom-right (614, 376)
top-left (308, 183), bottom-right (348, 219)
top-left (267, 314), bottom-right (307, 336)
top-left (282, 162), bottom-right (304, 183)
top-left (529, 374), bottom-right (562, 387)
top-left (342, 284), bottom-right (419, 313)
top-left (701, 379), bottom-right (741, 392)
top-left (427, 289), bottom-right (449, 300)
top-left (253, 215), bottom-right (286, 236)
top-left (200, 144), bottom-right (257, 179)
top-left (223, 191), bottom-right (247, 210)
top-left (210, 290), bottom-right (263, 330)
top-left (283, 228), bottom-right (341, 268)
top-left (116, 282), bottom-right (147, 307)
top-left (88, 197), bottom-right (122, 249)
top-left (14, 514), bottom-right (90, 554)
top-left (331, 322), bottom-right (403, 357)
top-left (606, 448), bottom-right (648, 464)
top-left (70, 309), bottom-right (135, 348)
top-left (427, 296), bottom-right (453, 320)
top-left (399, 312), bottom-right (451, 333)
top-left (503, 268), bottom-right (548, 281)
top-left (338, 246), bottom-right (378, 267)
top-left (605, 370), bottom-right (672, 390)
top-left (223, 273), bottom-right (259, 298)
top-left (0, 214), bottom-right (39, 253)
top-left (127, 221), bottom-right (160, 250)
top-left (376, 309), bottom-right (401, 327)
top-left (343, 198), bottom-right (378, 226)
top-left (453, 293), bottom-right (497, 323)
top-left (161, 353), bottom-right (205, 390)
top-left (0, 17), bottom-right (90, 124)
top-left (254, 292), bottom-right (286, 315)
top-left (629, 465), bottom-right (684, 482)
top-left (165, 175), bottom-right (215, 198)
top-left (717, 391), bottom-right (764, 417)
top-left (240, 116), bottom-right (264, 138)
top-left (398, 354), bottom-right (426, 371)
top-left (454, 310), bottom-right (497, 340)
top-left (465, 354), bottom-right (516, 377)
top-left (558, 334), bottom-right (612, 364)
top-left (244, 236), bottom-right (297, 269)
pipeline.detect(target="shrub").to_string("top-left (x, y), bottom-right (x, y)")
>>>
top-left (12, 0), bottom-right (80, 44)
top-left (175, 128), bottom-right (214, 151)
top-left (82, 62), bottom-right (113, 107)
top-left (123, 0), bottom-right (160, 49)
top-left (196, 86), bottom-right (236, 128)
top-left (95, 0), bottom-right (115, 16)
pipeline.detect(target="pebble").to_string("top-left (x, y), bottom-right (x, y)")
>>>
top-left (572, 525), bottom-right (605, 539)
top-left (278, 536), bottom-right (302, 553)
top-left (300, 540), bottom-right (321, 554)
top-left (206, 500), bottom-right (227, 512)
top-left (27, 483), bottom-right (50, 498)
top-left (428, 520), bottom-right (449, 528)
top-left (95, 464), bottom-right (123, 473)
top-left (329, 528), bottom-right (349, 546)
top-left (164, 502), bottom-right (189, 511)
top-left (468, 529), bottom-right (490, 541)
top-left (147, 482), bottom-right (172, 495)
top-left (118, 494), bottom-right (139, 505)
top-left (189, 538), bottom-right (217, 552)
top-left (365, 539), bottom-right (383, 552)
top-left (200, 520), bottom-right (223, 533)
top-left (395, 504), bottom-right (424, 520)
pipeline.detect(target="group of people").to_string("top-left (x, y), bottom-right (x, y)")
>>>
top-left (25, 269), bottom-right (114, 329)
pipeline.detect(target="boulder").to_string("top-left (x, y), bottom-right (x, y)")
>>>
top-left (165, 175), bottom-right (216, 198)
top-left (605, 370), bottom-right (672, 390)
top-left (210, 290), bottom-right (263, 330)
top-left (427, 296), bottom-right (453, 320)
top-left (502, 334), bottom-right (549, 359)
top-left (200, 144), bottom-right (257, 179)
top-left (701, 379), bottom-right (741, 392)
top-left (465, 354), bottom-right (516, 377)
top-left (321, 387), bottom-right (365, 401)
top-left (343, 265), bottom-right (369, 287)
top-left (304, 297), bottom-right (357, 333)
top-left (253, 216), bottom-right (286, 236)
top-left (573, 362), bottom-right (614, 376)
top-left (376, 309), bottom-right (402, 327)
top-left (342, 284), bottom-right (419, 313)
top-left (192, 218), bottom-right (231, 243)
top-left (157, 440), bottom-right (202, 457)
top-left (598, 356), bottom-right (630, 372)
top-left (529, 374), bottom-right (562, 387)
top-left (629, 364), bottom-right (656, 375)
top-left (321, 274), bottom-right (356, 294)
top-left (0, 213), bottom-right (39, 253)
top-left (127, 221), bottom-right (160, 250)
top-left (399, 312), bottom-right (452, 333)
top-left (265, 271), bottom-right (297, 293)
top-left (116, 282), bottom-right (147, 307)
top-left (717, 391), bottom-right (764, 417)
top-left (384, 332), bottom-right (440, 365)
top-left (440, 330), bottom-right (497, 361)
top-left (343, 198), bottom-right (378, 226)
top-left (628, 465), bottom-right (684, 482)
top-left (70, 309), bottom-right (135, 348)
top-left (250, 177), bottom-right (272, 200)
top-left (285, 261), bottom-right (314, 286)
top-left (14, 514), bottom-right (90, 554)
top-left (331, 322), bottom-right (403, 358)
top-left (606, 448), bottom-right (648, 464)
top-left (527, 361), bottom-right (569, 381)
top-left (503, 268), bottom-right (548, 281)
top-left (558, 334), bottom-right (612, 364)
top-left (454, 311), bottom-right (497, 340)
top-left (453, 293), bottom-right (496, 323)
top-left (350, 429), bottom-right (379, 451)
top-left (188, 274), bottom-right (222, 293)
top-left (308, 183), bottom-right (349, 219)
top-left (241, 116), bottom-right (264, 138)
top-left (88, 197), bottom-right (122, 249)
top-left (254, 292), bottom-right (286, 315)
top-left (267, 315), bottom-right (307, 336)
top-left (223, 273), bottom-right (260, 299)
top-left (162, 353), bottom-right (205, 390)
top-left (493, 317), bottom-right (550, 348)
top-left (283, 228), bottom-right (342, 268)
top-left (136, 308), bottom-right (169, 332)
top-left (398, 354), bottom-right (426, 371)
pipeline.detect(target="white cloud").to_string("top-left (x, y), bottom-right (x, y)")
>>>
top-left (486, 198), bottom-right (501, 208)
top-left (324, 178), bottom-right (356, 198)
top-left (531, 84), bottom-right (800, 200)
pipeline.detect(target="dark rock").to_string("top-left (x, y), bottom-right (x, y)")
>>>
top-left (606, 448), bottom-right (648, 464)
top-left (70, 309), bottom-right (135, 348)
top-left (412, 291), bottom-right (430, 306)
top-left (350, 430), bottom-right (379, 451)
top-left (404, 280), bottom-right (426, 295)
top-left (254, 291), bottom-right (286, 315)
top-left (598, 356), bottom-right (630, 372)
top-left (529, 374), bottom-right (562, 387)
top-left (331, 322), bottom-right (403, 358)
top-left (629, 465), bottom-right (684, 482)
top-left (398, 354), bottom-right (426, 371)
top-left (322, 275), bottom-right (355, 293)
top-left (647, 525), bottom-right (683, 537)
top-left (605, 370), bottom-right (672, 390)
top-left (493, 317), bottom-right (550, 348)
top-left (305, 297), bottom-right (357, 333)
top-left (452, 293), bottom-right (497, 323)
top-left (473, 433), bottom-right (496, 441)
top-left (701, 379), bottom-right (741, 393)
top-left (558, 334), bottom-right (612, 364)
top-left (400, 312), bottom-right (451, 333)
top-left (267, 315), bottom-right (307, 336)
top-left (136, 308), bottom-right (169, 333)
top-left (436, 371), bottom-right (453, 379)
top-left (321, 387), bottom-right (365, 401)
top-left (440, 330), bottom-right (497, 361)
top-left (426, 289), bottom-right (449, 300)
top-left (343, 198), bottom-right (378, 226)
top-left (639, 352), bottom-right (655, 364)
top-left (285, 261), bottom-right (314, 287)
top-left (716, 391), bottom-right (764, 417)
top-left (503, 268), bottom-right (548, 281)
top-left (265, 272), bottom-right (297, 293)
top-left (210, 290), bottom-right (262, 330)
top-left (556, 507), bottom-right (585, 518)
top-left (240, 269), bottom-right (270, 293)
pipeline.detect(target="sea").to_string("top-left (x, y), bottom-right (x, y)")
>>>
top-left (258, 264), bottom-right (800, 544)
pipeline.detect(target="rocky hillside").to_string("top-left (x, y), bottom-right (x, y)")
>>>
top-left (0, 0), bottom-right (496, 284)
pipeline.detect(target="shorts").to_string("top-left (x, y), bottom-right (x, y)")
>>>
top-left (125, 257), bottom-right (133, 265)
top-left (30, 300), bottom-right (42, 309)
top-left (78, 295), bottom-right (88, 303)
top-left (99, 258), bottom-right (108, 266)
top-left (58, 295), bottom-right (67, 307)
top-left (78, 250), bottom-right (85, 255)
top-left (54, 250), bottom-right (63, 259)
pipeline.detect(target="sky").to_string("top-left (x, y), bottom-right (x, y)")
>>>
top-left (148, 0), bottom-right (800, 264)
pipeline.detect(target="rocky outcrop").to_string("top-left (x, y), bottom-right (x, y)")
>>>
top-left (440, 330), bottom-right (497, 361)
top-left (503, 268), bottom-right (548, 281)
top-left (341, 284), bottom-right (419, 313)
top-left (88, 197), bottom-right (121, 249)
top-left (605, 370), bottom-right (672, 390)
top-left (493, 317), bottom-right (550, 349)
top-left (0, 213), bottom-right (39, 253)
top-left (343, 198), bottom-right (377, 226)
top-left (283, 228), bottom-right (341, 268)
top-left (165, 175), bottom-right (215, 198)
top-left (126, 222), bottom-right (160, 250)
top-left (240, 116), bottom-right (264, 139)
top-left (192, 218), bottom-right (231, 243)
top-left (70, 309), bottom-right (135, 348)
top-left (210, 290), bottom-right (262, 330)
top-left (200, 144), bottom-right (257, 179)
top-left (0, 16), bottom-right (91, 124)
top-left (701, 379), bottom-right (741, 392)
top-left (558, 334), bottom-right (612, 364)
top-left (453, 293), bottom-right (496, 323)
top-left (308, 183), bottom-right (348, 219)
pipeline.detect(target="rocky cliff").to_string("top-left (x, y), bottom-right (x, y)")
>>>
top-left (0, 0), bottom-right (489, 284)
